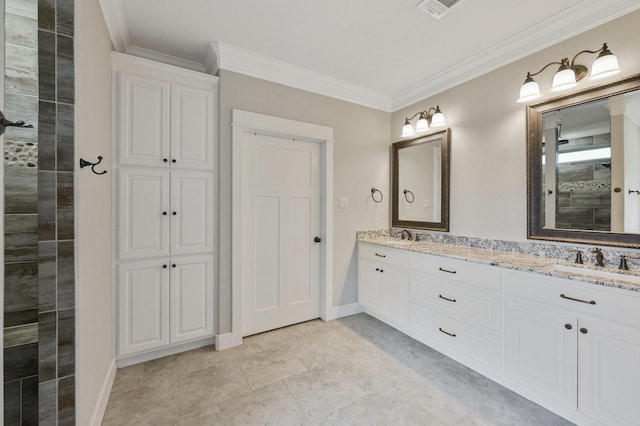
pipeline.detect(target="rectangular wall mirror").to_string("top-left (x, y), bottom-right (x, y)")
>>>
top-left (392, 129), bottom-right (450, 231)
top-left (527, 74), bottom-right (640, 248)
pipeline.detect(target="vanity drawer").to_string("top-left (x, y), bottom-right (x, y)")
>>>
top-left (410, 253), bottom-right (501, 293)
top-left (410, 272), bottom-right (501, 333)
top-left (409, 302), bottom-right (500, 372)
top-left (505, 270), bottom-right (640, 328)
top-left (359, 243), bottom-right (409, 268)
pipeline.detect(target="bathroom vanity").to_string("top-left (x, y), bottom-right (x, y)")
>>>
top-left (357, 237), bottom-right (640, 426)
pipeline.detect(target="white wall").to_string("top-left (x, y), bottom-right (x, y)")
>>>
top-left (76, 0), bottom-right (114, 423)
top-left (391, 9), bottom-right (640, 242)
top-left (217, 71), bottom-right (390, 331)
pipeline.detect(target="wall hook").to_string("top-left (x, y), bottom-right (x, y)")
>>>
top-left (79, 156), bottom-right (107, 175)
top-left (370, 187), bottom-right (383, 203)
top-left (629, 189), bottom-right (640, 195)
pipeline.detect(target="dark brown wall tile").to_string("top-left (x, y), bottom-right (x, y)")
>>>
top-left (57, 0), bottom-right (74, 37)
top-left (4, 381), bottom-right (21, 424)
top-left (39, 241), bottom-right (57, 313)
top-left (38, 0), bottom-right (55, 31)
top-left (4, 214), bottom-right (38, 263)
top-left (22, 376), bottom-right (39, 424)
top-left (39, 100), bottom-right (56, 171)
top-left (57, 35), bottom-right (74, 104)
top-left (57, 172), bottom-right (74, 240)
top-left (39, 311), bottom-right (57, 382)
top-left (38, 171), bottom-right (56, 240)
top-left (4, 343), bottom-right (38, 382)
top-left (57, 241), bottom-right (74, 310)
top-left (4, 262), bottom-right (38, 312)
top-left (4, 308), bottom-right (38, 328)
top-left (38, 29), bottom-right (55, 102)
top-left (57, 104), bottom-right (74, 171)
top-left (57, 309), bottom-right (75, 378)
top-left (58, 375), bottom-right (75, 425)
top-left (39, 379), bottom-right (57, 424)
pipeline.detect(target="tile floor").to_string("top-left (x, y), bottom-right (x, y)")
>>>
top-left (102, 313), bottom-right (573, 425)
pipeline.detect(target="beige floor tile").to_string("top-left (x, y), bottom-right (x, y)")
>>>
top-left (288, 327), bottom-right (354, 369)
top-left (240, 344), bottom-right (307, 390)
top-left (110, 363), bottom-right (143, 395)
top-left (177, 364), bottom-right (251, 413)
top-left (243, 324), bottom-right (305, 349)
top-left (283, 361), bottom-right (367, 420)
top-left (178, 404), bottom-right (224, 426)
top-left (218, 381), bottom-right (306, 425)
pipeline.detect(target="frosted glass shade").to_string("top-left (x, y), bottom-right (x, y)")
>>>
top-left (590, 53), bottom-right (620, 80)
top-left (402, 122), bottom-right (414, 138)
top-left (430, 111), bottom-right (446, 127)
top-left (517, 80), bottom-right (542, 103)
top-left (415, 117), bottom-right (429, 132)
top-left (551, 68), bottom-right (577, 92)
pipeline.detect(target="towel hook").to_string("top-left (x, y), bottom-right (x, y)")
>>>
top-left (370, 187), bottom-right (383, 203)
top-left (403, 189), bottom-right (415, 204)
top-left (79, 156), bottom-right (107, 175)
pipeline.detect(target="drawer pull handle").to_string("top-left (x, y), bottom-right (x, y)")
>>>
top-left (560, 294), bottom-right (596, 305)
top-left (438, 294), bottom-right (456, 303)
top-left (375, 253), bottom-right (386, 258)
top-left (438, 327), bottom-right (456, 337)
top-left (580, 328), bottom-right (588, 334)
top-left (438, 267), bottom-right (456, 274)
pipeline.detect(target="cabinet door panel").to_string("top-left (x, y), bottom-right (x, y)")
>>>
top-left (170, 256), bottom-right (214, 343)
top-left (380, 265), bottom-right (409, 328)
top-left (358, 258), bottom-right (381, 312)
top-left (171, 84), bottom-right (214, 170)
top-left (118, 260), bottom-right (170, 356)
top-left (505, 299), bottom-right (577, 408)
top-left (118, 72), bottom-right (170, 167)
top-left (170, 171), bottom-right (214, 255)
top-left (118, 168), bottom-right (169, 259)
top-left (578, 320), bottom-right (640, 426)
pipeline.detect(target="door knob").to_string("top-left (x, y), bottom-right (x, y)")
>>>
top-left (314, 236), bottom-right (322, 243)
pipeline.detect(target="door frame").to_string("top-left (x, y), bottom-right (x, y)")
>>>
top-left (227, 109), bottom-right (333, 348)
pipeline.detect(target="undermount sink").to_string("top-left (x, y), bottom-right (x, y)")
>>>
top-left (553, 263), bottom-right (640, 285)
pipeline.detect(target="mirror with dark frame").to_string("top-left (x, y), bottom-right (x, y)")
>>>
top-left (392, 129), bottom-right (450, 231)
top-left (527, 74), bottom-right (640, 248)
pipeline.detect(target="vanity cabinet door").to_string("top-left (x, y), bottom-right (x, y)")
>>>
top-left (358, 257), bottom-right (382, 312)
top-left (577, 319), bottom-right (640, 426)
top-left (505, 299), bottom-right (578, 409)
top-left (379, 264), bottom-right (409, 329)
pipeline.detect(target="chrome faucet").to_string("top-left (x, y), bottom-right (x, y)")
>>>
top-left (592, 247), bottom-right (605, 267)
top-left (401, 229), bottom-right (412, 240)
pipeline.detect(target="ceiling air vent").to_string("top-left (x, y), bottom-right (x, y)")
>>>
top-left (417, 0), bottom-right (461, 19)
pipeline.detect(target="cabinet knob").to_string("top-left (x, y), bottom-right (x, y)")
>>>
top-left (172, 264), bottom-right (176, 268)
top-left (163, 158), bottom-right (168, 163)
top-left (564, 324), bottom-right (572, 330)
top-left (162, 211), bottom-right (167, 216)
top-left (379, 269), bottom-right (384, 273)
top-left (580, 328), bottom-right (588, 334)
top-left (172, 159), bottom-right (177, 163)
top-left (162, 264), bottom-right (167, 269)
top-left (375, 268), bottom-right (379, 271)
top-left (172, 211), bottom-right (177, 216)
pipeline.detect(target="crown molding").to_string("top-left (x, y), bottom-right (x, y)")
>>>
top-left (391, 0), bottom-right (640, 110)
top-left (211, 42), bottom-right (392, 112)
top-left (125, 46), bottom-right (207, 73)
top-left (98, 0), bottom-right (130, 53)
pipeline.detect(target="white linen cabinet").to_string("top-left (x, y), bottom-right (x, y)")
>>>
top-left (112, 53), bottom-right (218, 360)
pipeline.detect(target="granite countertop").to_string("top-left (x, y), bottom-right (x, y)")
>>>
top-left (358, 235), bottom-right (640, 293)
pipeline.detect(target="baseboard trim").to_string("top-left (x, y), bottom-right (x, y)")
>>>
top-left (89, 358), bottom-right (117, 426)
top-left (116, 338), bottom-right (215, 367)
top-left (215, 332), bottom-right (243, 351)
top-left (324, 302), bottom-right (364, 321)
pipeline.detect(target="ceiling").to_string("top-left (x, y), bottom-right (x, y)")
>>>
top-left (99, 0), bottom-right (640, 111)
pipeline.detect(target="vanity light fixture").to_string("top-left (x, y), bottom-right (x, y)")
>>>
top-left (516, 43), bottom-right (621, 103)
top-left (401, 105), bottom-right (446, 137)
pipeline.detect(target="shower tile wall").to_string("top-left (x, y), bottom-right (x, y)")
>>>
top-left (3, 0), bottom-right (76, 423)
top-left (37, 0), bottom-right (76, 423)
top-left (4, 2), bottom-right (40, 424)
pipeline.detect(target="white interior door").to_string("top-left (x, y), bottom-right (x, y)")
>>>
top-left (241, 132), bottom-right (321, 336)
